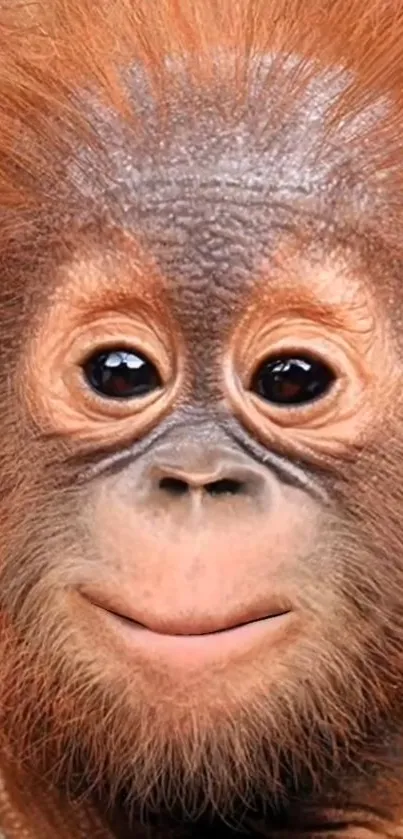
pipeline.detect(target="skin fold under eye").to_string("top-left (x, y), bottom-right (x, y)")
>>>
top-left (251, 352), bottom-right (337, 407)
top-left (225, 304), bottom-right (388, 455)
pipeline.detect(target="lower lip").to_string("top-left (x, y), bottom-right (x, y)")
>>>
top-left (90, 605), bottom-right (293, 667)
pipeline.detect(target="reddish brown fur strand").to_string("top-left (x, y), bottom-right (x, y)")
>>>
top-left (0, 0), bottom-right (402, 215)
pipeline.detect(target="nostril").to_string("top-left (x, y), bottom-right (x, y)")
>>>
top-left (205, 479), bottom-right (243, 496)
top-left (158, 476), bottom-right (244, 497)
top-left (159, 477), bottom-right (190, 496)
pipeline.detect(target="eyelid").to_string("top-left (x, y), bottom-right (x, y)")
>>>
top-left (81, 347), bottom-right (163, 408)
top-left (248, 349), bottom-right (338, 388)
top-left (245, 335), bottom-right (360, 426)
top-left (249, 377), bottom-right (346, 429)
top-left (26, 312), bottom-right (181, 438)
top-left (223, 313), bottom-right (379, 459)
top-left (70, 321), bottom-right (172, 380)
top-left (250, 353), bottom-right (337, 412)
top-left (243, 338), bottom-right (353, 397)
top-left (70, 340), bottom-right (169, 418)
top-left (79, 341), bottom-right (164, 376)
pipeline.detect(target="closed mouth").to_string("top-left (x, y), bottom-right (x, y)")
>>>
top-left (81, 590), bottom-right (292, 637)
top-left (108, 608), bottom-right (292, 636)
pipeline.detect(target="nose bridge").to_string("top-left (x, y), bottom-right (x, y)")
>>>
top-left (154, 441), bottom-right (242, 486)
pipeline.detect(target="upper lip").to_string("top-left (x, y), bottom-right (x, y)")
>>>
top-left (81, 590), bottom-right (292, 636)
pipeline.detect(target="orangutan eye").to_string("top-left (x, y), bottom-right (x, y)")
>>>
top-left (251, 354), bottom-right (336, 406)
top-left (83, 348), bottom-right (162, 399)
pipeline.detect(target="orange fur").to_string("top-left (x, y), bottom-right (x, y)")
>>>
top-left (0, 0), bottom-right (401, 216)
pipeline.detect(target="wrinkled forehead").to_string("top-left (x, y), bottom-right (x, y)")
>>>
top-left (66, 56), bottom-right (387, 331)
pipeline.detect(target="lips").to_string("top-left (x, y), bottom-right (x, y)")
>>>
top-left (80, 588), bottom-right (294, 669)
top-left (81, 589), bottom-right (291, 637)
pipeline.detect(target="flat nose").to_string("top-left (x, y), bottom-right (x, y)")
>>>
top-left (150, 447), bottom-right (266, 500)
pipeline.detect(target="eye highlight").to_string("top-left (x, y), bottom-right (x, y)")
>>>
top-left (83, 348), bottom-right (162, 399)
top-left (251, 353), bottom-right (336, 406)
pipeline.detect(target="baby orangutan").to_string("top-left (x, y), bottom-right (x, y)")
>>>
top-left (1, 0), bottom-right (403, 836)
